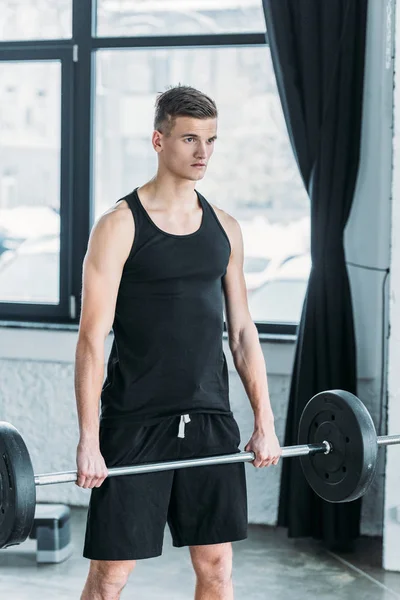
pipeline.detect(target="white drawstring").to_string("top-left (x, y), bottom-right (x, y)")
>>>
top-left (177, 414), bottom-right (191, 438)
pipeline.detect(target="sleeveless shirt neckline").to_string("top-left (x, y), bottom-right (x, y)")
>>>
top-left (133, 187), bottom-right (206, 239)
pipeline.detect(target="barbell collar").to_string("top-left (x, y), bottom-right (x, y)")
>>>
top-left (34, 442), bottom-right (331, 487)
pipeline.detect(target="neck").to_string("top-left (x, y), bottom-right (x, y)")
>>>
top-left (142, 174), bottom-right (198, 209)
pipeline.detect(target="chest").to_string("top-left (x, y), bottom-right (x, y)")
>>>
top-left (123, 232), bottom-right (230, 285)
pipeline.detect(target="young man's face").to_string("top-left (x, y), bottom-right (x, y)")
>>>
top-left (153, 116), bottom-right (217, 182)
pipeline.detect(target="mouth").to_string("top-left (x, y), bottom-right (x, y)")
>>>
top-left (192, 164), bottom-right (206, 168)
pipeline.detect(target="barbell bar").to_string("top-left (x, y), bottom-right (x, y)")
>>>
top-left (1, 389), bottom-right (400, 550)
top-left (33, 434), bottom-right (400, 487)
top-left (34, 441), bottom-right (332, 486)
top-left (377, 435), bottom-right (400, 446)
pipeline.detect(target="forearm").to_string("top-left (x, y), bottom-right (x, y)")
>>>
top-left (74, 334), bottom-right (105, 445)
top-left (230, 322), bottom-right (275, 430)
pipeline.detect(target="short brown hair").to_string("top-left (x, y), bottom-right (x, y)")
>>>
top-left (154, 85), bottom-right (218, 136)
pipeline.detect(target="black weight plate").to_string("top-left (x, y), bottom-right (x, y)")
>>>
top-left (0, 422), bottom-right (36, 548)
top-left (298, 390), bottom-right (378, 503)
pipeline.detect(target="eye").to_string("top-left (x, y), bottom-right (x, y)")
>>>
top-left (185, 137), bottom-right (194, 142)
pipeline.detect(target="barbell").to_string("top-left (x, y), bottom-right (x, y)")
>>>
top-left (0, 389), bottom-right (399, 550)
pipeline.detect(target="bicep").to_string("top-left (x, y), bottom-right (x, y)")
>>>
top-left (79, 211), bottom-right (133, 341)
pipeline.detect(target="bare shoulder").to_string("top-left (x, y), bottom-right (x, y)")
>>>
top-left (91, 199), bottom-right (134, 243)
top-left (209, 202), bottom-right (242, 249)
top-left (86, 199), bottom-right (135, 266)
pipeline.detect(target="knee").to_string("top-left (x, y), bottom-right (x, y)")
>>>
top-left (192, 549), bottom-right (232, 586)
top-left (86, 560), bottom-right (136, 597)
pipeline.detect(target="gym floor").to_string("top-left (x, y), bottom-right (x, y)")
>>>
top-left (0, 508), bottom-right (399, 599)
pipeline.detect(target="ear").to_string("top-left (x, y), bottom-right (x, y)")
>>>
top-left (152, 130), bottom-right (163, 154)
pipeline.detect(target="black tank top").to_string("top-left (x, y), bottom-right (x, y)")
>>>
top-left (100, 187), bottom-right (232, 426)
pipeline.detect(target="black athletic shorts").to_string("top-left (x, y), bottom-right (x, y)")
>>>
top-left (83, 412), bottom-right (248, 561)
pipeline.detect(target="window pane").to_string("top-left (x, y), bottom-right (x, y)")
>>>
top-left (0, 0), bottom-right (72, 41)
top-left (96, 0), bottom-right (266, 37)
top-left (0, 62), bottom-right (61, 304)
top-left (248, 255), bottom-right (311, 323)
top-left (93, 47), bottom-right (310, 324)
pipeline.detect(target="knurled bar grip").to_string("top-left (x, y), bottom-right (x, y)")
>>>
top-left (34, 441), bottom-right (331, 486)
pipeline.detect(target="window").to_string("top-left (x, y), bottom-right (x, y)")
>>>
top-left (248, 255), bottom-right (311, 323)
top-left (0, 61), bottom-right (61, 305)
top-left (96, 0), bottom-right (267, 37)
top-left (0, 1), bottom-right (309, 333)
top-left (0, 0), bottom-right (72, 41)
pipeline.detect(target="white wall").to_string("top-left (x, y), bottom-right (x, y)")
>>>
top-left (384, 0), bottom-right (400, 573)
top-left (0, 0), bottom-right (396, 542)
top-left (344, 0), bottom-right (393, 381)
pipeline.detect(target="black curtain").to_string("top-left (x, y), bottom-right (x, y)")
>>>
top-left (262, 0), bottom-right (368, 549)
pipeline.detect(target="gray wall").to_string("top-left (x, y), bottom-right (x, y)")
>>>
top-left (0, 0), bottom-right (395, 540)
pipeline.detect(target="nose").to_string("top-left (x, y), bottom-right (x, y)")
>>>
top-left (194, 141), bottom-right (208, 159)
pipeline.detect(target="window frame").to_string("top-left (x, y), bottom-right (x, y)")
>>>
top-left (0, 0), bottom-right (299, 336)
top-left (0, 45), bottom-right (74, 320)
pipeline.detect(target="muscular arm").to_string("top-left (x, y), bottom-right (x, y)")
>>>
top-left (211, 204), bottom-right (281, 468)
top-left (75, 203), bottom-right (134, 445)
top-left (221, 216), bottom-right (275, 428)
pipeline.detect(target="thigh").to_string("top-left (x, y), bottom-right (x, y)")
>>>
top-left (84, 469), bottom-right (174, 560)
top-left (167, 414), bottom-right (248, 547)
top-left (83, 421), bottom-right (180, 561)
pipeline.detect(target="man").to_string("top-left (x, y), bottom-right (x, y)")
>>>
top-left (75, 85), bottom-right (281, 600)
